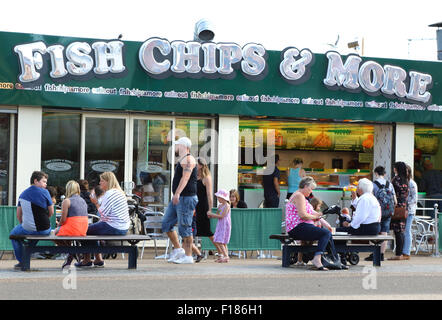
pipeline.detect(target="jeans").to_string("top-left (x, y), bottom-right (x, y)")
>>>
top-left (288, 223), bottom-right (335, 256)
top-left (337, 222), bottom-right (381, 235)
top-left (83, 221), bottom-right (128, 247)
top-left (10, 224), bottom-right (51, 263)
top-left (402, 214), bottom-right (414, 255)
top-left (380, 217), bottom-right (391, 233)
top-left (162, 195), bottom-right (198, 238)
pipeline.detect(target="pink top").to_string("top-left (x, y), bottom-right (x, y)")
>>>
top-left (285, 198), bottom-right (315, 232)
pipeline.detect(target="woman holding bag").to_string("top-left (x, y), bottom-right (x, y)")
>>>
top-left (388, 161), bottom-right (409, 261)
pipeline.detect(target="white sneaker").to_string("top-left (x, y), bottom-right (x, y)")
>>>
top-left (173, 255), bottom-right (194, 264)
top-left (167, 248), bottom-right (185, 263)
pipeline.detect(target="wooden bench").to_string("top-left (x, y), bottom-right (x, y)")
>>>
top-left (269, 233), bottom-right (394, 267)
top-left (9, 234), bottom-right (151, 271)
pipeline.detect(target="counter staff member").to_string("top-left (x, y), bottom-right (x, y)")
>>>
top-left (263, 154), bottom-right (280, 208)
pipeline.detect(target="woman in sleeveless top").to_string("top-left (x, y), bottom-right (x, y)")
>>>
top-left (54, 180), bottom-right (89, 269)
top-left (285, 176), bottom-right (338, 271)
top-left (287, 158), bottom-right (306, 199)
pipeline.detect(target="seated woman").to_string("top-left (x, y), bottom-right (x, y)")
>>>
top-left (285, 176), bottom-right (338, 271)
top-left (296, 196), bottom-right (333, 266)
top-left (54, 180), bottom-right (89, 269)
top-left (337, 178), bottom-right (381, 235)
top-left (75, 171), bottom-right (130, 268)
top-left (229, 189), bottom-right (248, 208)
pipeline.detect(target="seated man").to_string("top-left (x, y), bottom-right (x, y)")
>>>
top-left (10, 171), bottom-right (54, 270)
top-left (337, 178), bottom-right (381, 235)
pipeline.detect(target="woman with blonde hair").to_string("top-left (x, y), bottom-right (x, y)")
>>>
top-left (55, 180), bottom-right (89, 269)
top-left (75, 171), bottom-right (130, 268)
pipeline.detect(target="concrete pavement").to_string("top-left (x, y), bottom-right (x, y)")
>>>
top-left (1, 250), bottom-right (442, 300)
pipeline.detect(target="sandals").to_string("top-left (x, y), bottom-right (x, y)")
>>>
top-left (310, 264), bottom-right (329, 271)
top-left (214, 255), bottom-right (229, 263)
top-left (310, 266), bottom-right (329, 271)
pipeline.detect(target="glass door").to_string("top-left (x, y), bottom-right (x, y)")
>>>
top-left (0, 114), bottom-right (11, 205)
top-left (131, 118), bottom-right (173, 210)
top-left (84, 116), bottom-right (127, 188)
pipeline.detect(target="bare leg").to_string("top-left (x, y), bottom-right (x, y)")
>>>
top-left (380, 232), bottom-right (387, 254)
top-left (192, 243), bottom-right (201, 256)
top-left (167, 230), bottom-right (181, 250)
top-left (182, 236), bottom-right (193, 256)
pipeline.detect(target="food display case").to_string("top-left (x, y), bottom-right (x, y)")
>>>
top-left (239, 166), bottom-right (371, 211)
top-left (239, 166), bottom-right (370, 189)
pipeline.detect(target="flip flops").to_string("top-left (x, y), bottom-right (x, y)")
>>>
top-left (310, 265), bottom-right (329, 271)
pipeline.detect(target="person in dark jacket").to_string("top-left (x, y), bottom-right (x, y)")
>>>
top-left (78, 179), bottom-right (97, 216)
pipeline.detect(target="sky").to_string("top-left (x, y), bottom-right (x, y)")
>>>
top-left (1, 0), bottom-right (441, 61)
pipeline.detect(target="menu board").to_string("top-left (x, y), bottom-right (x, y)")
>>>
top-left (415, 134), bottom-right (439, 154)
top-left (239, 122), bottom-right (374, 152)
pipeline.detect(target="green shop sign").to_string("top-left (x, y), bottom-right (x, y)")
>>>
top-left (0, 30), bottom-right (441, 124)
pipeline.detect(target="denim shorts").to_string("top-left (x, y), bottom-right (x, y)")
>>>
top-left (380, 217), bottom-right (391, 233)
top-left (162, 195), bottom-right (198, 238)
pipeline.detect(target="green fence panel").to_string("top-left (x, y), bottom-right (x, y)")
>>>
top-left (0, 206), bottom-right (56, 250)
top-left (0, 206), bottom-right (19, 250)
top-left (201, 208), bottom-right (282, 251)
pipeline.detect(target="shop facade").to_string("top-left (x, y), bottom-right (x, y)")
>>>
top-left (0, 30), bottom-right (441, 208)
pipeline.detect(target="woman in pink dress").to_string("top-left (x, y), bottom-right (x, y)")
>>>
top-left (208, 189), bottom-right (231, 263)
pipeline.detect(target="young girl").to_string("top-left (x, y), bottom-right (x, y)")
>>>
top-left (207, 189), bottom-right (231, 263)
top-left (297, 197), bottom-right (332, 265)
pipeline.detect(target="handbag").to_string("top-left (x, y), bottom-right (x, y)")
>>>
top-left (391, 206), bottom-right (408, 220)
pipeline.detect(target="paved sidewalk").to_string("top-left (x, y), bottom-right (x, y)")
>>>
top-left (1, 251), bottom-right (442, 300)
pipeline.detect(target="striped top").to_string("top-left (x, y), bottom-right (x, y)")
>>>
top-left (98, 188), bottom-right (130, 230)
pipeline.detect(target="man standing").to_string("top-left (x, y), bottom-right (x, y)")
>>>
top-left (162, 137), bottom-right (198, 264)
top-left (263, 154), bottom-right (281, 208)
top-left (10, 171), bottom-right (54, 270)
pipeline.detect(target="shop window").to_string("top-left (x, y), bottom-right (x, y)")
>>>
top-left (0, 114), bottom-right (10, 205)
top-left (132, 119), bottom-right (172, 207)
top-left (85, 117), bottom-right (125, 188)
top-left (41, 112), bottom-right (80, 194)
top-left (414, 126), bottom-right (442, 191)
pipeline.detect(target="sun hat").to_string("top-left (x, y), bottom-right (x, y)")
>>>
top-left (174, 136), bottom-right (192, 148)
top-left (215, 189), bottom-right (230, 201)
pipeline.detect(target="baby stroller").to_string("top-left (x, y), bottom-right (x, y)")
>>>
top-left (322, 205), bottom-right (360, 266)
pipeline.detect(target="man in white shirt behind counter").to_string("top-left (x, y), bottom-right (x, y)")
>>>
top-left (337, 178), bottom-right (381, 235)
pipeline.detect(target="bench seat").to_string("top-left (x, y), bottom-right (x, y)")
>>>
top-left (9, 234), bottom-right (151, 271)
top-left (269, 233), bottom-right (394, 267)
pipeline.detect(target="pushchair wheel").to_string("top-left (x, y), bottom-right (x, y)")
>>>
top-left (348, 253), bottom-right (360, 265)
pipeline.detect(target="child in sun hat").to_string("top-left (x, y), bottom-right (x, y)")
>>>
top-left (207, 189), bottom-right (231, 263)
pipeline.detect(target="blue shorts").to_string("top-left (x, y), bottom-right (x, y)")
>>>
top-left (380, 217), bottom-right (391, 233)
top-left (162, 195), bottom-right (198, 238)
